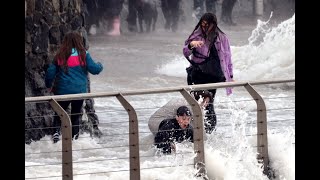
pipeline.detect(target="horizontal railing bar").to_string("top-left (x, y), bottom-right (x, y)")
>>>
top-left (25, 79), bottom-right (295, 103)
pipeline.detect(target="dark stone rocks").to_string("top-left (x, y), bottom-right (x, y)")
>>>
top-left (49, 26), bottom-right (60, 45)
top-left (25, 16), bottom-right (33, 31)
top-left (70, 16), bottom-right (83, 30)
top-left (25, 0), bottom-right (102, 144)
top-left (31, 22), bottom-right (49, 54)
top-left (35, 0), bottom-right (44, 11)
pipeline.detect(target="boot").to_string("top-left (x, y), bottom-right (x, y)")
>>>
top-left (107, 16), bottom-right (121, 36)
top-left (93, 126), bottom-right (103, 138)
top-left (52, 131), bottom-right (60, 143)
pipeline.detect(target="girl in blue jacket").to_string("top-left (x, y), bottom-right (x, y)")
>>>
top-left (45, 31), bottom-right (103, 143)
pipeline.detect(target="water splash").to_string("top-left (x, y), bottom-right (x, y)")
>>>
top-left (232, 14), bottom-right (295, 81)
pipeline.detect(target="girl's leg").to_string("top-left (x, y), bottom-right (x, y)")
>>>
top-left (52, 101), bottom-right (71, 143)
top-left (70, 100), bottom-right (84, 140)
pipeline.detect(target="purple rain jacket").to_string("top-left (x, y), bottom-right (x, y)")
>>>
top-left (183, 27), bottom-right (234, 95)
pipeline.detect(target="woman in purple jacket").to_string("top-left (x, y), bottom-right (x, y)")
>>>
top-left (183, 12), bottom-right (233, 133)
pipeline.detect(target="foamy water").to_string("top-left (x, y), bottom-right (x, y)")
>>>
top-left (26, 14), bottom-right (295, 180)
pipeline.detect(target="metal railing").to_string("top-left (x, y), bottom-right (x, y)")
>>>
top-left (25, 78), bottom-right (295, 180)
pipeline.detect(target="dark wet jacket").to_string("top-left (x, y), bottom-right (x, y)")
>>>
top-left (154, 118), bottom-right (193, 154)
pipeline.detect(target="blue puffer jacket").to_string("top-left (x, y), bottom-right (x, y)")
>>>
top-left (45, 49), bottom-right (103, 95)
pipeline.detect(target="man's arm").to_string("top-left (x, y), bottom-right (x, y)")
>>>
top-left (154, 123), bottom-right (174, 154)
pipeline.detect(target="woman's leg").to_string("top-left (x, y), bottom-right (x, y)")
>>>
top-left (192, 72), bottom-right (225, 133)
top-left (206, 75), bottom-right (226, 133)
top-left (205, 89), bottom-right (217, 133)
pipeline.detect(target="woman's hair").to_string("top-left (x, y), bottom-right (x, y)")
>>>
top-left (54, 31), bottom-right (86, 73)
top-left (188, 12), bottom-right (225, 41)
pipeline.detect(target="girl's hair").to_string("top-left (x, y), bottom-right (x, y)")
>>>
top-left (54, 31), bottom-right (86, 73)
top-left (187, 12), bottom-right (225, 41)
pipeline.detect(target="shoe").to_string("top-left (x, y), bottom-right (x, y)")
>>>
top-left (73, 133), bottom-right (79, 140)
top-left (93, 127), bottom-right (103, 138)
top-left (52, 132), bottom-right (60, 143)
top-left (106, 16), bottom-right (121, 36)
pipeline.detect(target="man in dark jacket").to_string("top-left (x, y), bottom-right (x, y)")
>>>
top-left (154, 106), bottom-right (194, 154)
top-left (221, 0), bottom-right (237, 25)
top-left (160, 0), bottom-right (181, 32)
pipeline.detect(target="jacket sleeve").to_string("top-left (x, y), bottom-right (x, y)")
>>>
top-left (183, 41), bottom-right (193, 58)
top-left (220, 34), bottom-right (233, 95)
top-left (224, 37), bottom-right (233, 78)
top-left (154, 123), bottom-right (173, 154)
top-left (187, 127), bottom-right (194, 143)
top-left (183, 33), bottom-right (199, 58)
top-left (183, 29), bottom-right (202, 60)
top-left (45, 63), bottom-right (58, 88)
top-left (85, 52), bottom-right (103, 75)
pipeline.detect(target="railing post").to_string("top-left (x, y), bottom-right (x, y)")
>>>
top-left (49, 99), bottom-right (73, 180)
top-left (244, 84), bottom-right (270, 176)
top-left (179, 89), bottom-right (207, 178)
top-left (116, 93), bottom-right (140, 180)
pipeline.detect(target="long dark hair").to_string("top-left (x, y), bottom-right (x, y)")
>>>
top-left (54, 31), bottom-right (86, 73)
top-left (188, 12), bottom-right (225, 42)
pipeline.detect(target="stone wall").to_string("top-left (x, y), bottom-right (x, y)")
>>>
top-left (25, 0), bottom-right (86, 143)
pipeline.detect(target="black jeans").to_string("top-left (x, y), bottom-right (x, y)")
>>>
top-left (190, 68), bottom-right (225, 133)
top-left (52, 100), bottom-right (84, 139)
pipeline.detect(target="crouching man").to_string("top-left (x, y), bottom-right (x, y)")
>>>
top-left (154, 106), bottom-right (194, 154)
